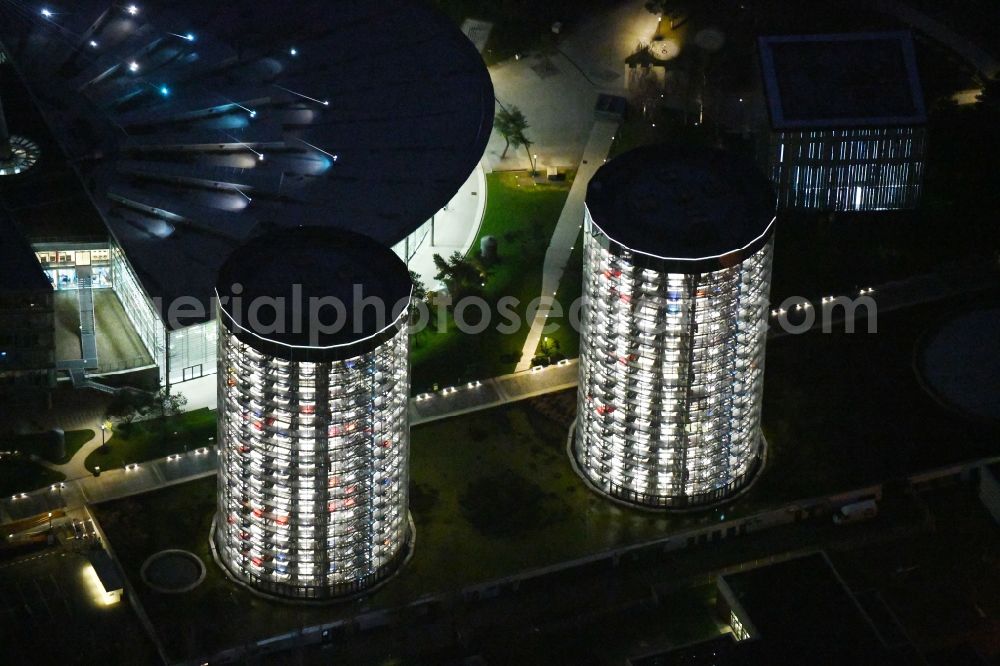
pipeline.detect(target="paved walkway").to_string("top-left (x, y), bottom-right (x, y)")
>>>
top-left (557, 0), bottom-right (661, 93)
top-left (483, 1), bottom-right (655, 173)
top-left (769, 261), bottom-right (1000, 339)
top-left (0, 361), bottom-right (580, 525)
top-left (410, 359), bottom-right (578, 424)
top-left (515, 120), bottom-right (619, 371)
top-left (33, 427), bottom-right (112, 480)
top-left (484, 3), bottom-right (656, 370)
top-left (487, 54), bottom-right (597, 172)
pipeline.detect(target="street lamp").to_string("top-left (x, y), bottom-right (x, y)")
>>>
top-left (100, 423), bottom-right (110, 452)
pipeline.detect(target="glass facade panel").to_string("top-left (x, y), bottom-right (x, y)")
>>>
top-left (168, 321), bottom-right (216, 384)
top-left (110, 239), bottom-right (165, 378)
top-left (391, 216), bottom-right (432, 264)
top-left (769, 127), bottom-right (926, 211)
top-left (574, 210), bottom-right (773, 508)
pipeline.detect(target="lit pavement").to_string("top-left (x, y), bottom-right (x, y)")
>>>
top-left (0, 362), bottom-right (579, 524)
top-left (410, 358), bottom-right (579, 424)
top-left (515, 120), bottom-right (618, 371)
top-left (1, 450), bottom-right (217, 524)
top-left (483, 0), bottom-right (658, 172)
top-left (0, 515), bottom-right (159, 664)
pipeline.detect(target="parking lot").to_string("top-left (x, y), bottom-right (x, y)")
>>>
top-left (0, 520), bottom-right (157, 664)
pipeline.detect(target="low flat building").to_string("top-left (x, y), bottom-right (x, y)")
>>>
top-left (758, 32), bottom-right (927, 211)
top-left (86, 549), bottom-right (124, 605)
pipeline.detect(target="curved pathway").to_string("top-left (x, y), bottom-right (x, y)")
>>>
top-left (33, 423), bottom-right (113, 480)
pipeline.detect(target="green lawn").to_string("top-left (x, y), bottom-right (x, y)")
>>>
top-left (0, 456), bottom-right (65, 497)
top-left (84, 408), bottom-right (216, 472)
top-left (412, 170), bottom-right (574, 390)
top-left (3, 429), bottom-right (94, 465)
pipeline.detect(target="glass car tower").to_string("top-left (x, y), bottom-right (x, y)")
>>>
top-left (212, 227), bottom-right (412, 600)
top-left (574, 144), bottom-right (776, 509)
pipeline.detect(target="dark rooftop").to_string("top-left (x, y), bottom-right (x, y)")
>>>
top-left (0, 211), bottom-right (51, 293)
top-left (217, 227), bottom-right (411, 358)
top-left (87, 549), bottom-right (124, 594)
top-left (721, 553), bottom-right (890, 663)
top-left (0, 64), bottom-right (107, 242)
top-left (635, 553), bottom-right (905, 665)
top-left (758, 32), bottom-right (926, 130)
top-left (0, 0), bottom-right (492, 325)
top-left (585, 143), bottom-right (774, 272)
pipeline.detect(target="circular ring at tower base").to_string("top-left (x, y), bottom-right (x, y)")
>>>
top-left (0, 136), bottom-right (41, 176)
top-left (140, 549), bottom-right (207, 594)
top-left (208, 514), bottom-right (415, 605)
top-left (916, 307), bottom-right (1000, 424)
top-left (566, 419), bottom-right (768, 513)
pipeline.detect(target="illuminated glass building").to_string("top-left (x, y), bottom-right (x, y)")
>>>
top-left (212, 227), bottom-right (413, 600)
top-left (758, 32), bottom-right (927, 211)
top-left (574, 144), bottom-right (776, 509)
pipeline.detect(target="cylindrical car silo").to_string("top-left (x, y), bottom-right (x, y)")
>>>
top-left (212, 227), bottom-right (412, 600)
top-left (573, 143), bottom-right (776, 509)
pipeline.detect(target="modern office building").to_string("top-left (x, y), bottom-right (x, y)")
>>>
top-left (212, 227), bottom-right (413, 601)
top-left (574, 143), bottom-right (776, 509)
top-left (0, 0), bottom-right (492, 388)
top-left (758, 32), bottom-right (927, 211)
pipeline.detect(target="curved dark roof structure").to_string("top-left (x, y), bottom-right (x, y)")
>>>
top-left (585, 143), bottom-right (775, 273)
top-left (0, 0), bottom-right (492, 323)
top-left (217, 227), bottom-right (411, 361)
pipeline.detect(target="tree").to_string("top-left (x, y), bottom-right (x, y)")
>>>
top-left (433, 251), bottom-right (485, 302)
top-left (408, 270), bottom-right (428, 302)
top-left (105, 391), bottom-right (143, 427)
top-left (494, 106), bottom-right (530, 159)
top-left (151, 387), bottom-right (187, 421)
